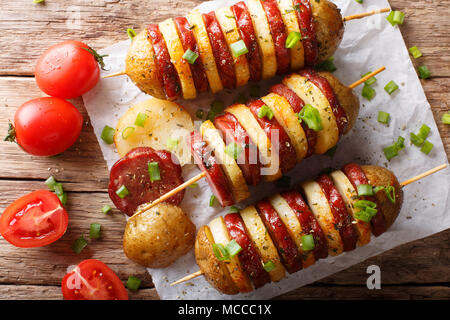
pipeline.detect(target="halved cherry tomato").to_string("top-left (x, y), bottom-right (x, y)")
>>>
top-left (62, 259), bottom-right (129, 300)
top-left (11, 97), bottom-right (83, 156)
top-left (35, 40), bottom-right (100, 99)
top-left (0, 190), bottom-right (68, 248)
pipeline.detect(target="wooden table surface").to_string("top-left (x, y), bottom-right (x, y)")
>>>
top-left (0, 0), bottom-right (448, 300)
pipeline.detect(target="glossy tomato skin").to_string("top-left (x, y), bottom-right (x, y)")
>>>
top-left (62, 259), bottom-right (129, 300)
top-left (35, 40), bottom-right (100, 99)
top-left (0, 190), bottom-right (68, 248)
top-left (14, 97), bottom-right (83, 156)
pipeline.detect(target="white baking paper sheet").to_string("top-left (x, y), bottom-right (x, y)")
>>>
top-left (82, 0), bottom-right (450, 300)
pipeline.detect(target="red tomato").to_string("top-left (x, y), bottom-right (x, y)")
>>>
top-left (35, 40), bottom-right (100, 99)
top-left (0, 190), bottom-right (68, 248)
top-left (62, 259), bottom-right (129, 300)
top-left (13, 97), bottom-right (83, 156)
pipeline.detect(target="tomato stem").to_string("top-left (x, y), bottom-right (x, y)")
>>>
top-left (4, 122), bottom-right (16, 143)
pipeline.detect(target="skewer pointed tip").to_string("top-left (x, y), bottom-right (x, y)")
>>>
top-left (170, 270), bottom-right (203, 286)
top-left (102, 71), bottom-right (126, 79)
top-left (343, 8), bottom-right (391, 22)
top-left (400, 163), bottom-right (448, 187)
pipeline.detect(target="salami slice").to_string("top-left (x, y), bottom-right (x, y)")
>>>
top-left (224, 213), bottom-right (271, 289)
top-left (292, 0), bottom-right (318, 66)
top-left (342, 163), bottom-right (388, 236)
top-left (190, 131), bottom-right (234, 207)
top-left (280, 190), bottom-right (328, 260)
top-left (108, 147), bottom-right (184, 216)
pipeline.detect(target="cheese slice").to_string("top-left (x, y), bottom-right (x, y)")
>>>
top-left (269, 194), bottom-right (315, 268)
top-left (159, 18), bottom-right (197, 99)
top-left (240, 205), bottom-right (286, 282)
top-left (226, 104), bottom-right (282, 181)
top-left (187, 10), bottom-right (223, 93)
top-left (215, 6), bottom-right (250, 87)
top-left (330, 170), bottom-right (371, 246)
top-left (261, 93), bottom-right (308, 162)
top-left (277, 0), bottom-right (305, 70)
top-left (209, 216), bottom-right (253, 292)
top-left (283, 74), bottom-right (339, 154)
top-left (245, 0), bottom-right (277, 79)
top-left (200, 120), bottom-right (249, 203)
top-left (301, 180), bottom-right (344, 256)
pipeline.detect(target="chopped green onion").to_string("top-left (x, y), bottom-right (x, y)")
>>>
top-left (127, 28), bottom-right (137, 40)
top-left (102, 204), bottom-right (112, 214)
top-left (354, 210), bottom-right (374, 222)
top-left (377, 111), bottom-right (390, 124)
top-left (166, 137), bottom-right (179, 151)
top-left (121, 126), bottom-right (135, 139)
top-left (383, 144), bottom-right (399, 161)
top-left (182, 49), bottom-right (199, 64)
top-left (384, 80), bottom-right (399, 95)
top-left (54, 183), bottom-right (64, 196)
top-left (257, 104), bottom-right (274, 120)
top-left (126, 276), bottom-right (142, 291)
top-left (230, 40), bottom-right (248, 58)
top-left (226, 239), bottom-right (242, 257)
top-left (148, 162), bottom-right (161, 182)
top-left (89, 223), bottom-right (101, 239)
top-left (386, 11), bottom-right (405, 26)
top-left (301, 234), bottom-right (315, 251)
top-left (442, 113), bottom-right (450, 125)
top-left (385, 186), bottom-right (396, 204)
top-left (420, 140), bottom-right (433, 155)
top-left (34, 0), bottom-right (45, 3)
top-left (354, 199), bottom-right (377, 209)
top-left (225, 142), bottom-right (243, 160)
top-left (250, 85), bottom-right (260, 97)
top-left (361, 84), bottom-right (376, 101)
top-left (357, 184), bottom-right (374, 196)
top-left (408, 46), bottom-right (422, 59)
top-left (101, 125), bottom-right (115, 144)
top-left (361, 71), bottom-right (377, 86)
top-left (418, 124), bottom-right (431, 139)
top-left (212, 243), bottom-right (229, 261)
top-left (316, 56), bottom-right (336, 72)
top-left (285, 31), bottom-right (302, 49)
top-left (58, 193), bottom-right (67, 205)
top-left (207, 100), bottom-right (224, 121)
top-left (134, 112), bottom-right (148, 127)
top-left (45, 176), bottom-right (57, 191)
top-left (195, 109), bottom-right (204, 119)
top-left (354, 200), bottom-right (378, 222)
top-left (188, 182), bottom-right (198, 188)
top-left (263, 260), bottom-right (276, 272)
top-left (354, 0), bottom-right (363, 3)
top-left (229, 206), bottom-right (240, 213)
top-left (72, 236), bottom-right (88, 254)
top-left (297, 104), bottom-right (323, 131)
top-left (325, 145), bottom-right (338, 157)
top-left (410, 132), bottom-right (424, 147)
top-left (209, 195), bottom-right (216, 207)
top-left (396, 136), bottom-right (405, 150)
top-left (116, 185), bottom-right (129, 198)
top-left (418, 65), bottom-right (431, 79)
top-left (276, 175), bottom-right (291, 188)
top-left (373, 186), bottom-right (385, 194)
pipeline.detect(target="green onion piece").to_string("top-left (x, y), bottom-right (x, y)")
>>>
top-left (89, 223), bottom-right (101, 239)
top-left (212, 243), bottom-right (229, 261)
top-left (377, 111), bottom-right (390, 124)
top-left (182, 49), bottom-right (199, 64)
top-left (196, 109), bottom-right (204, 119)
top-left (354, 199), bottom-right (377, 209)
top-left (384, 80), bottom-right (399, 95)
top-left (148, 162), bottom-right (161, 182)
top-left (102, 204), bottom-right (112, 214)
top-left (301, 234), bottom-right (315, 251)
top-left (383, 144), bottom-right (398, 161)
top-left (257, 104), bottom-right (274, 120)
top-left (207, 100), bottom-right (224, 121)
top-left (134, 112), bottom-right (148, 127)
top-left (225, 142), bottom-right (243, 160)
top-left (357, 184), bottom-right (374, 196)
top-left (121, 126), bottom-right (135, 140)
top-left (226, 239), bottom-right (242, 257)
top-left (127, 28), bottom-right (137, 40)
top-left (410, 132), bottom-right (424, 147)
top-left (361, 84), bottom-right (376, 101)
top-left (276, 175), bottom-right (291, 189)
top-left (166, 137), bottom-right (179, 151)
top-left (396, 136), bottom-right (405, 150)
top-left (250, 85), bottom-right (260, 97)
top-left (101, 125), bottom-right (115, 144)
top-left (34, 0), bottom-right (45, 3)
top-left (72, 236), bottom-right (88, 254)
top-left (116, 185), bottom-right (129, 198)
top-left (230, 40), bottom-right (248, 58)
top-left (316, 56), bottom-right (336, 72)
top-left (325, 145), bottom-right (338, 157)
top-left (45, 176), bottom-right (57, 191)
top-left (373, 186), bottom-right (385, 194)
top-left (385, 186), bottom-right (396, 204)
top-left (126, 276), bottom-right (142, 291)
top-left (354, 210), bottom-right (374, 222)
top-left (263, 260), bottom-right (276, 272)
top-left (420, 140), bottom-right (433, 155)
top-left (58, 193), bottom-right (67, 205)
top-left (418, 124), bottom-right (431, 139)
top-left (297, 104), bottom-right (323, 131)
top-left (209, 195), bottom-right (216, 207)
top-left (188, 182), bottom-right (198, 188)
top-left (361, 71), bottom-right (377, 86)
top-left (229, 206), bottom-right (240, 213)
top-left (408, 46), bottom-right (422, 59)
top-left (392, 11), bottom-right (405, 25)
top-left (418, 65), bottom-right (431, 79)
top-left (355, 0), bottom-right (363, 3)
top-left (442, 113), bottom-right (450, 125)
top-left (285, 31), bottom-right (302, 49)
top-left (54, 183), bottom-right (64, 196)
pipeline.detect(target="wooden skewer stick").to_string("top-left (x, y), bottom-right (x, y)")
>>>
top-left (170, 163), bottom-right (448, 286)
top-left (348, 66), bottom-right (386, 89)
top-left (343, 8), bottom-right (390, 22)
top-left (102, 71), bottom-right (127, 79)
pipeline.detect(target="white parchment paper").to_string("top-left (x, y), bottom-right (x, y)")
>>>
top-left (82, 0), bottom-right (450, 300)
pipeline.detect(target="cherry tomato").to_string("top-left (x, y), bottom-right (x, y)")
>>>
top-left (35, 40), bottom-right (100, 99)
top-left (62, 259), bottom-right (129, 300)
top-left (12, 97), bottom-right (83, 156)
top-left (0, 190), bottom-right (68, 248)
